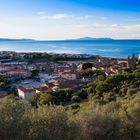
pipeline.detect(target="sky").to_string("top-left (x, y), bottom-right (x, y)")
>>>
top-left (0, 0), bottom-right (140, 40)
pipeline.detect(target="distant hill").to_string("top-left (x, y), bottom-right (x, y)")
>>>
top-left (0, 38), bottom-right (35, 42)
top-left (0, 37), bottom-right (114, 42)
top-left (77, 37), bottom-right (114, 40)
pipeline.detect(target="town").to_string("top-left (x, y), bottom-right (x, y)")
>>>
top-left (0, 51), bottom-right (139, 101)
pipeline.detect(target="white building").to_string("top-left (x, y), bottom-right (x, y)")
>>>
top-left (18, 86), bottom-right (36, 100)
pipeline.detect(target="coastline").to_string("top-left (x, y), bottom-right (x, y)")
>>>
top-left (0, 40), bottom-right (140, 58)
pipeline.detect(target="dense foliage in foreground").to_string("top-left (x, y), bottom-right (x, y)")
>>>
top-left (0, 92), bottom-right (140, 140)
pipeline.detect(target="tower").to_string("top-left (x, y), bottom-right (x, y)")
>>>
top-left (132, 53), bottom-right (136, 63)
top-left (127, 56), bottom-right (131, 68)
top-left (127, 54), bottom-right (136, 69)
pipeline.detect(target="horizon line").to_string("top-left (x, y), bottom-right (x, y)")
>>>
top-left (0, 37), bottom-right (140, 41)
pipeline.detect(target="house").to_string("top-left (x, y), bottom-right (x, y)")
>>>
top-left (59, 72), bottom-right (78, 80)
top-left (6, 69), bottom-right (31, 78)
top-left (82, 77), bottom-right (93, 83)
top-left (18, 86), bottom-right (36, 100)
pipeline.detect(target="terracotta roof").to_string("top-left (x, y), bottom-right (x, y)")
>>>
top-left (36, 86), bottom-right (48, 92)
top-left (18, 86), bottom-right (35, 93)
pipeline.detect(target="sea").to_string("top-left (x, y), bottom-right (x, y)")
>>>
top-left (0, 40), bottom-right (140, 58)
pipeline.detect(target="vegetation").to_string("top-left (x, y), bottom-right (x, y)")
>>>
top-left (0, 60), bottom-right (140, 140)
top-left (24, 53), bottom-right (95, 62)
top-left (0, 75), bottom-right (9, 89)
top-left (82, 69), bottom-right (106, 78)
top-left (31, 69), bottom-right (39, 79)
top-left (0, 92), bottom-right (139, 140)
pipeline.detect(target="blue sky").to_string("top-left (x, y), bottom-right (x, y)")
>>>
top-left (0, 0), bottom-right (140, 40)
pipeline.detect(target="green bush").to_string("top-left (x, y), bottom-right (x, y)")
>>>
top-left (71, 96), bottom-right (81, 103)
top-left (96, 81), bottom-right (111, 94)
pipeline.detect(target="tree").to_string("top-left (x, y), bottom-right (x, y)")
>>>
top-left (81, 63), bottom-right (93, 70)
top-left (31, 69), bottom-right (39, 78)
top-left (29, 93), bottom-right (40, 107)
top-left (105, 74), bottom-right (127, 89)
top-left (82, 70), bottom-right (105, 78)
top-left (76, 90), bottom-right (88, 99)
top-left (96, 81), bottom-right (111, 94)
top-left (87, 87), bottom-right (96, 95)
top-left (0, 100), bottom-right (30, 140)
top-left (29, 92), bottom-right (54, 107)
top-left (82, 116), bottom-right (120, 140)
top-left (39, 92), bottom-right (54, 105)
top-left (54, 88), bottom-right (74, 104)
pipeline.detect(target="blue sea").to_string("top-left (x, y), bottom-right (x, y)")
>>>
top-left (0, 40), bottom-right (140, 58)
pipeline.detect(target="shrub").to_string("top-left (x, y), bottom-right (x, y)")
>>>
top-left (127, 88), bottom-right (137, 96)
top-left (96, 81), bottom-right (111, 94)
top-left (119, 88), bottom-right (127, 96)
top-left (87, 87), bottom-right (96, 95)
top-left (71, 96), bottom-right (81, 103)
top-left (70, 103), bottom-right (80, 110)
top-left (80, 114), bottom-right (120, 140)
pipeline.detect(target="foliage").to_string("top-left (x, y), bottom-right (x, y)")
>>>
top-left (127, 88), bottom-right (138, 96)
top-left (82, 70), bottom-right (105, 78)
top-left (31, 69), bottom-right (39, 78)
top-left (71, 95), bottom-right (81, 103)
top-left (0, 93), bottom-right (139, 140)
top-left (29, 92), bottom-right (54, 107)
top-left (80, 63), bottom-right (93, 70)
top-left (96, 81), bottom-right (111, 94)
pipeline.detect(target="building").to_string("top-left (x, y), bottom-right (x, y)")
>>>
top-left (127, 54), bottom-right (136, 69)
top-left (59, 72), bottom-right (78, 80)
top-left (18, 86), bottom-right (36, 100)
top-left (6, 70), bottom-right (31, 78)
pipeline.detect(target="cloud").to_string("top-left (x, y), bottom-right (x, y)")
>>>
top-left (75, 15), bottom-right (92, 20)
top-left (37, 12), bottom-right (91, 20)
top-left (67, 24), bottom-right (106, 30)
top-left (37, 11), bottom-right (46, 15)
top-left (39, 13), bottom-right (74, 20)
top-left (45, 14), bottom-right (74, 19)
top-left (111, 24), bottom-right (124, 29)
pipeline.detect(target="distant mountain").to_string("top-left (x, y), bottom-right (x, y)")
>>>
top-left (77, 37), bottom-right (114, 40)
top-left (0, 37), bottom-right (114, 42)
top-left (0, 38), bottom-right (35, 42)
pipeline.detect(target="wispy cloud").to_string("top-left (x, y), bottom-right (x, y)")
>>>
top-left (37, 11), bottom-right (46, 15)
top-left (67, 24), bottom-right (106, 30)
top-left (75, 15), bottom-right (92, 20)
top-left (111, 24), bottom-right (124, 29)
top-left (37, 12), bottom-right (91, 20)
top-left (41, 14), bottom-right (74, 19)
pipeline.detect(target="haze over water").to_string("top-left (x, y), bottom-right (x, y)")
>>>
top-left (0, 40), bottom-right (140, 58)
